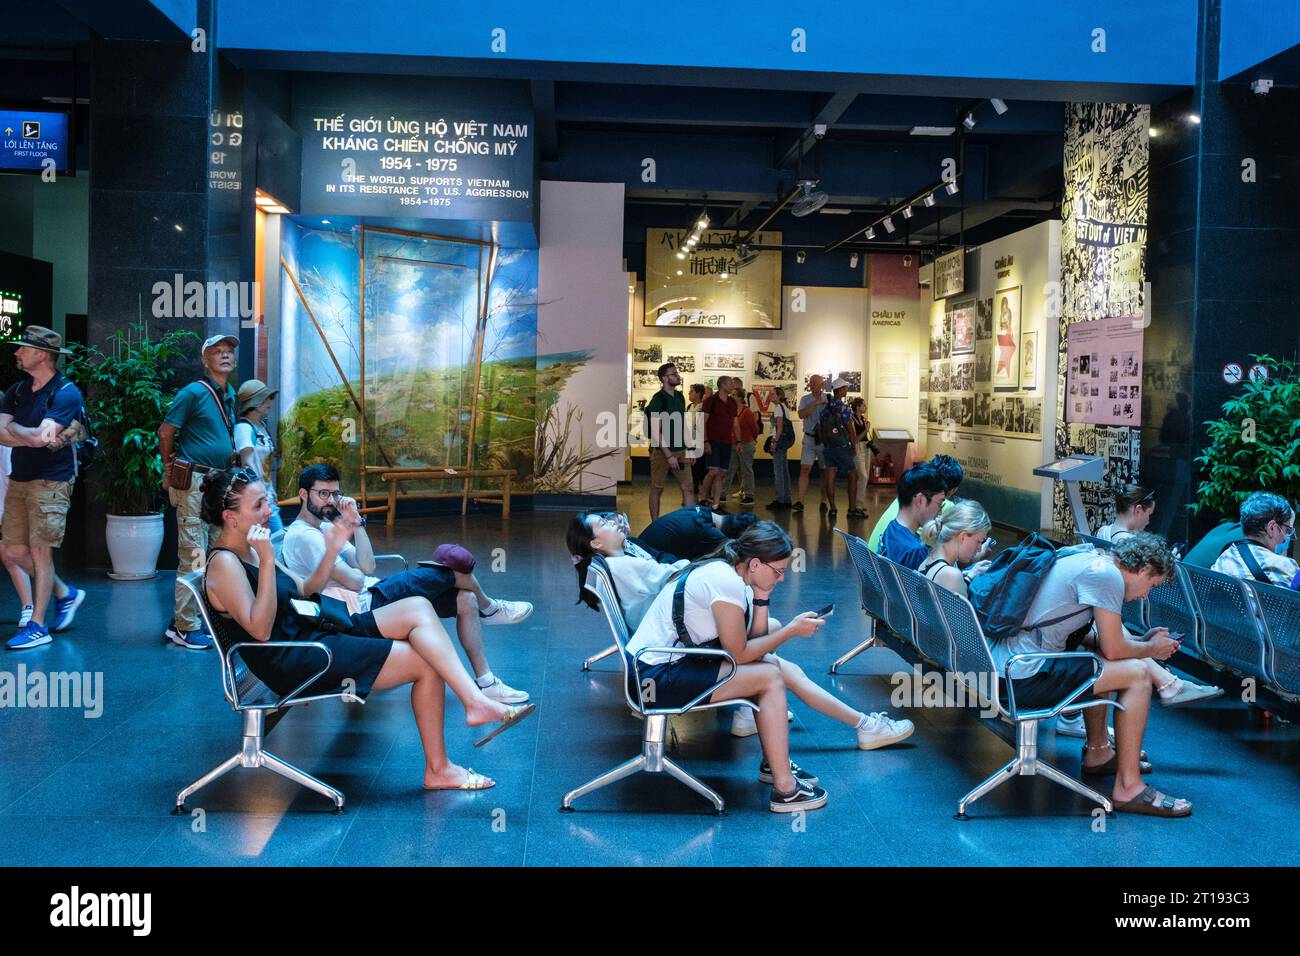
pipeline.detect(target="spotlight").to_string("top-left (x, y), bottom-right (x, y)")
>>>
top-left (901, 205), bottom-right (914, 219)
top-left (1187, 113), bottom-right (1201, 124)
top-left (697, 213), bottom-right (710, 229)
top-left (796, 250), bottom-right (807, 264)
top-left (719, 270), bottom-right (729, 279)
top-left (962, 112), bottom-right (976, 130)
top-left (849, 253), bottom-right (859, 269)
top-left (676, 251), bottom-right (686, 260)
top-left (883, 216), bottom-right (896, 234)
top-left (865, 227), bottom-right (876, 240)
top-left (676, 269), bottom-right (683, 276)
top-left (923, 193), bottom-right (936, 207)
top-left (945, 180), bottom-right (960, 196)
top-left (991, 98), bottom-right (1008, 115)
top-left (1148, 127), bottom-right (1159, 138)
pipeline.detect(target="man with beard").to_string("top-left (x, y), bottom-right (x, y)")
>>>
top-left (281, 463), bottom-right (534, 703)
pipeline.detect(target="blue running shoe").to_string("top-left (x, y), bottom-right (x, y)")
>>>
top-left (165, 622), bottom-right (212, 650)
top-left (52, 585), bottom-right (85, 632)
top-left (7, 621), bottom-right (51, 650)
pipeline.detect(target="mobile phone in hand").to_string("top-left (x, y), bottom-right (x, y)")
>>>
top-left (815, 603), bottom-right (834, 619)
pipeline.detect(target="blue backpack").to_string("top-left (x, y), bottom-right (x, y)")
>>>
top-left (967, 534), bottom-right (1089, 642)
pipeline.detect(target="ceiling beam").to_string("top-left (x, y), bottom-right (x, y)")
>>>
top-left (777, 90), bottom-right (858, 170)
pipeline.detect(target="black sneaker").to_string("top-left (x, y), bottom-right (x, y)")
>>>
top-left (758, 759), bottom-right (819, 787)
top-left (769, 779), bottom-right (829, 813)
top-left (791, 501), bottom-right (804, 513)
top-left (712, 504), bottom-right (729, 515)
top-left (819, 501), bottom-right (828, 512)
top-left (827, 508), bottom-right (837, 518)
top-left (740, 495), bottom-right (755, 505)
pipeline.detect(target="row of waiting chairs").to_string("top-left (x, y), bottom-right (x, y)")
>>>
top-left (1077, 533), bottom-right (1300, 703)
top-left (833, 529), bottom-right (1123, 819)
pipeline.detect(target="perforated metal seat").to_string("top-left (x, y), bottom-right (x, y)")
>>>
top-left (1249, 580), bottom-right (1300, 698)
top-left (1181, 564), bottom-right (1269, 680)
top-left (894, 562), bottom-right (955, 671)
top-left (172, 570), bottom-right (363, 814)
top-left (1147, 564), bottom-right (1203, 657)
top-left (561, 556), bottom-right (756, 814)
top-left (831, 528), bottom-right (889, 673)
top-left (875, 554), bottom-right (917, 646)
top-left (929, 584), bottom-right (1119, 819)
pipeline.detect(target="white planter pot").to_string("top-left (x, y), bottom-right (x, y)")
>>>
top-left (105, 513), bottom-right (165, 581)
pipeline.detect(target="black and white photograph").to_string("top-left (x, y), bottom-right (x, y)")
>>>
top-left (837, 370), bottom-right (862, 393)
top-left (989, 397), bottom-right (1005, 431)
top-left (974, 392), bottom-right (991, 426)
top-left (634, 342), bottom-right (663, 364)
top-left (952, 357), bottom-right (974, 393)
top-left (959, 396), bottom-right (973, 428)
top-left (976, 296), bottom-right (994, 340)
top-left (704, 352), bottom-right (745, 371)
top-left (632, 368), bottom-right (661, 390)
top-left (754, 350), bottom-right (797, 381)
top-left (665, 353), bottom-right (695, 373)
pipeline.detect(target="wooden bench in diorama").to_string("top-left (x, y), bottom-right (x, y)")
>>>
top-left (364, 466), bottom-right (515, 527)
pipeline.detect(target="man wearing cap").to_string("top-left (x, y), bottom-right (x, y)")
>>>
top-left (0, 326), bottom-right (87, 649)
top-left (816, 378), bottom-right (856, 519)
top-left (234, 379), bottom-right (281, 534)
top-left (157, 333), bottom-right (239, 650)
top-left (282, 462), bottom-right (535, 703)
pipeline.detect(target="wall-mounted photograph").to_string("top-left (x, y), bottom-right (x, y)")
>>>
top-left (993, 285), bottom-right (1022, 391)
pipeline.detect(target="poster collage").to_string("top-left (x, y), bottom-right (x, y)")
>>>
top-left (630, 343), bottom-right (862, 453)
top-left (921, 293), bottom-right (1042, 439)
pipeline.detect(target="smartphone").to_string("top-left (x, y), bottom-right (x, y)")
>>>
top-left (814, 603), bottom-right (835, 619)
top-left (290, 598), bottom-right (321, 618)
top-left (1168, 631), bottom-right (1184, 642)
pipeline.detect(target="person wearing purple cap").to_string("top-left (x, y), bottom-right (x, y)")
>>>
top-left (281, 463), bottom-right (533, 703)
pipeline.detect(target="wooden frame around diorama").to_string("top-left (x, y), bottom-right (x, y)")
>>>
top-left (280, 223), bottom-right (498, 513)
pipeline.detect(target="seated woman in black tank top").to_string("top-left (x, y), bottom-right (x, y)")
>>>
top-left (199, 468), bottom-right (534, 792)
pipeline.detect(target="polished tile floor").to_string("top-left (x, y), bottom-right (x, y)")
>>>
top-left (1, 478), bottom-right (1296, 866)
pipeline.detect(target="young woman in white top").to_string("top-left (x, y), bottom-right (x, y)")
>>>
top-left (918, 500), bottom-right (994, 597)
top-left (234, 379), bottom-right (282, 533)
top-left (568, 511), bottom-right (689, 630)
top-left (1095, 484), bottom-right (1156, 545)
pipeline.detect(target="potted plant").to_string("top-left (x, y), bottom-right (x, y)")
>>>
top-left (66, 324), bottom-right (197, 579)
top-left (1192, 354), bottom-right (1300, 523)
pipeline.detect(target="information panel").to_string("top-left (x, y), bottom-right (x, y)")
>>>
top-left (0, 109), bottom-right (71, 174)
top-left (298, 108), bottom-right (534, 221)
top-left (1066, 315), bottom-right (1144, 427)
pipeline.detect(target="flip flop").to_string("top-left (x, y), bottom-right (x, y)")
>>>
top-left (1113, 784), bottom-right (1192, 818)
top-left (1082, 752), bottom-right (1153, 775)
top-left (1160, 679), bottom-right (1225, 707)
top-left (473, 702), bottom-right (537, 748)
top-left (424, 768), bottom-right (495, 791)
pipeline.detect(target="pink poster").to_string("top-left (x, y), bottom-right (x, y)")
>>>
top-left (1065, 315), bottom-right (1144, 426)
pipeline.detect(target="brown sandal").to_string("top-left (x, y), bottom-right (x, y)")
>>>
top-left (1113, 785), bottom-right (1192, 817)
top-left (1082, 752), bottom-right (1152, 775)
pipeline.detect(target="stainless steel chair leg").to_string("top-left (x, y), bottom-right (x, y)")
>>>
top-left (661, 756), bottom-right (725, 812)
top-left (1034, 759), bottom-right (1114, 813)
top-left (260, 751), bottom-right (346, 809)
top-left (560, 754), bottom-right (647, 809)
top-left (174, 752), bottom-right (242, 810)
top-left (955, 757), bottom-right (1019, 817)
top-left (830, 625), bottom-right (879, 675)
top-left (583, 643), bottom-right (619, 671)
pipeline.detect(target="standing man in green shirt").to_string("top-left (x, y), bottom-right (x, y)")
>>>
top-left (157, 334), bottom-right (240, 649)
top-left (645, 362), bottom-right (696, 521)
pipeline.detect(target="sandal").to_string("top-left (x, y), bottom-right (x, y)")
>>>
top-left (1159, 678), bottom-right (1225, 707)
top-left (1081, 751), bottom-right (1153, 775)
top-left (1113, 784), bottom-right (1192, 818)
top-left (424, 768), bottom-right (496, 791)
top-left (1081, 741), bottom-right (1147, 761)
top-left (473, 702), bottom-right (537, 748)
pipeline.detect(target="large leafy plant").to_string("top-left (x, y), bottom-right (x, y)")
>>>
top-left (1193, 354), bottom-right (1300, 520)
top-left (65, 325), bottom-right (198, 516)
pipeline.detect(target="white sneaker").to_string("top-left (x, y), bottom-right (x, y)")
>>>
top-left (730, 707), bottom-right (795, 737)
top-left (480, 599), bottom-right (533, 625)
top-left (17, 605), bottom-right (32, 627)
top-left (856, 712), bottom-right (915, 750)
top-left (479, 677), bottom-right (530, 704)
top-left (1055, 711), bottom-right (1102, 738)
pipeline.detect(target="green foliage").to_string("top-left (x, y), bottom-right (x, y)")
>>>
top-left (65, 325), bottom-right (198, 516)
top-left (1192, 354), bottom-right (1300, 520)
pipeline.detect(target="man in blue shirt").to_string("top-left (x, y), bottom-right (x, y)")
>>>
top-left (877, 463), bottom-right (947, 570)
top-left (0, 326), bottom-right (87, 649)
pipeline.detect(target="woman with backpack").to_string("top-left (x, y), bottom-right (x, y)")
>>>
top-left (765, 386), bottom-right (796, 509)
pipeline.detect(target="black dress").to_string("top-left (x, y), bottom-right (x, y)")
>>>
top-left (204, 547), bottom-right (393, 699)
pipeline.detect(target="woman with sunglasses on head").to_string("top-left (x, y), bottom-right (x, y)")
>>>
top-left (198, 467), bottom-right (534, 793)
top-left (622, 521), bottom-right (915, 813)
top-left (567, 511), bottom-right (689, 630)
top-left (1095, 483), bottom-right (1157, 545)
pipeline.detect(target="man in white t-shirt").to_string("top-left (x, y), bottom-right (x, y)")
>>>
top-left (792, 375), bottom-right (829, 514)
top-left (992, 534), bottom-right (1195, 818)
top-left (281, 462), bottom-right (535, 703)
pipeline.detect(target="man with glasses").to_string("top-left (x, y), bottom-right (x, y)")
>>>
top-left (1211, 491), bottom-right (1300, 590)
top-left (158, 333), bottom-right (240, 650)
top-left (282, 463), bottom-right (535, 703)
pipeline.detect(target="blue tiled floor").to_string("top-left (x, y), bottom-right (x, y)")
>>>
top-left (1, 481), bottom-right (1297, 866)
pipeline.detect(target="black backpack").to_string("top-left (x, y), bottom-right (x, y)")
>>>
top-left (41, 377), bottom-right (97, 477)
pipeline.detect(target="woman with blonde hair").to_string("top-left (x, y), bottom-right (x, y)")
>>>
top-left (918, 499), bottom-right (994, 596)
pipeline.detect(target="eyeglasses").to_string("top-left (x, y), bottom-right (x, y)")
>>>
top-left (760, 561), bottom-right (788, 581)
top-left (311, 488), bottom-right (343, 501)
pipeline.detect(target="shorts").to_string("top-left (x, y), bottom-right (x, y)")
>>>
top-left (1, 479), bottom-right (72, 548)
top-left (705, 442), bottom-right (732, 470)
top-left (821, 445), bottom-right (855, 472)
top-left (367, 565), bottom-right (461, 618)
top-left (1003, 655), bottom-right (1096, 712)
top-left (650, 448), bottom-right (695, 490)
top-left (626, 654), bottom-right (726, 709)
top-left (800, 434), bottom-right (822, 466)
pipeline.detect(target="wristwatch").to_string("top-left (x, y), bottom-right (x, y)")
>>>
top-left (355, 516), bottom-right (367, 528)
top-left (752, 598), bottom-right (771, 606)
